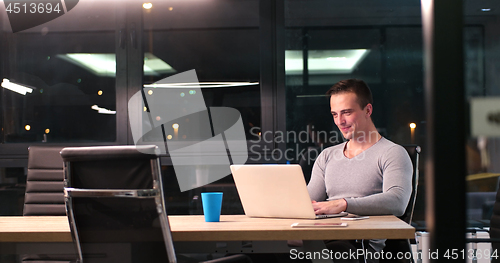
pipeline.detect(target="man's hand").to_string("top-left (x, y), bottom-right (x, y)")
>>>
top-left (311, 199), bottom-right (347, 215)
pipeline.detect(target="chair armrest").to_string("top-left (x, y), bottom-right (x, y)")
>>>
top-left (64, 188), bottom-right (158, 198)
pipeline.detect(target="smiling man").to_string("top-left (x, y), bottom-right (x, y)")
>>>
top-left (306, 79), bottom-right (413, 262)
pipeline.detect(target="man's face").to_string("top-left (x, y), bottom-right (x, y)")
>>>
top-left (330, 92), bottom-right (371, 141)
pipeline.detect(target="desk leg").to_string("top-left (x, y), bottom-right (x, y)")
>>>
top-left (302, 240), bottom-right (334, 263)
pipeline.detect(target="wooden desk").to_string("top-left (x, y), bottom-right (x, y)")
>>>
top-left (171, 215), bottom-right (414, 241)
top-left (0, 216), bottom-right (71, 242)
top-left (0, 215), bottom-right (414, 243)
top-left (0, 215), bottom-right (415, 263)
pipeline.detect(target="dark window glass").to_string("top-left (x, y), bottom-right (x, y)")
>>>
top-left (1, 1), bottom-right (117, 143)
top-left (142, 1), bottom-right (261, 143)
top-left (142, 0), bottom-right (260, 215)
top-left (284, 0), bottom-right (427, 222)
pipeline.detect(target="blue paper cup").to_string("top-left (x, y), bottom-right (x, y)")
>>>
top-left (201, 192), bottom-right (223, 222)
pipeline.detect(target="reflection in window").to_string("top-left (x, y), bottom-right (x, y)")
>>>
top-left (2, 0), bottom-right (118, 145)
top-left (2, 32), bottom-right (116, 143)
top-left (57, 53), bottom-right (175, 77)
top-left (143, 4), bottom-right (262, 142)
top-left (285, 49), bottom-right (371, 75)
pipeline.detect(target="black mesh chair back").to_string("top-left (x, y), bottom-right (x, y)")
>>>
top-left (61, 145), bottom-right (176, 263)
top-left (24, 146), bottom-right (66, 216)
top-left (399, 145), bottom-right (421, 224)
top-left (381, 145), bottom-right (420, 263)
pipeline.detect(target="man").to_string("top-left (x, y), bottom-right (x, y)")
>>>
top-left (307, 79), bottom-right (413, 262)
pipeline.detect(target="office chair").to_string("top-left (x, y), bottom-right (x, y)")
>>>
top-left (464, 179), bottom-right (500, 263)
top-left (61, 145), bottom-right (251, 263)
top-left (381, 145), bottom-right (421, 263)
top-left (23, 145), bottom-right (77, 262)
top-left (23, 146), bottom-right (66, 216)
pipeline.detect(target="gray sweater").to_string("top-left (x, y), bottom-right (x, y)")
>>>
top-left (307, 137), bottom-right (413, 252)
top-left (307, 137), bottom-right (413, 216)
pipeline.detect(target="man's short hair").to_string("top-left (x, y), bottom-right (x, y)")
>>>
top-left (326, 79), bottom-right (373, 109)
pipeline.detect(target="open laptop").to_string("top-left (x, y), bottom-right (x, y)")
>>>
top-left (230, 164), bottom-right (347, 219)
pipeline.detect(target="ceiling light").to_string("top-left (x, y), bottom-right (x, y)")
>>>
top-left (285, 49), bottom-right (371, 75)
top-left (143, 53), bottom-right (176, 75)
top-left (1, 79), bottom-right (33, 95)
top-left (57, 53), bottom-right (175, 77)
top-left (91, 105), bottom-right (116, 115)
top-left (481, 8), bottom-right (491, 12)
top-left (143, 3), bottom-right (152, 9)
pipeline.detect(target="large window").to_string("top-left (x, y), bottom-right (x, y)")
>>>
top-left (140, 0), bottom-right (262, 215)
top-left (1, 1), bottom-right (119, 144)
top-left (142, 0), bottom-right (261, 144)
top-left (0, 0), bottom-right (268, 216)
top-left (283, 0), bottom-right (493, 230)
top-left (283, 2), bottom-right (426, 209)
